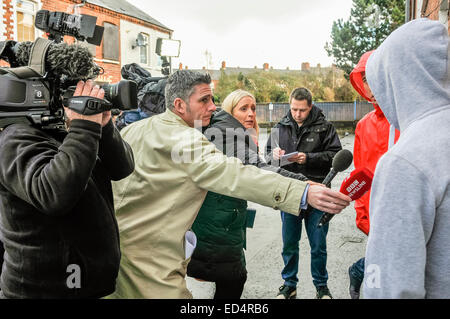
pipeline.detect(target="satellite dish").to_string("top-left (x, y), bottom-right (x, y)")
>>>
top-left (132, 33), bottom-right (147, 49)
top-left (136, 33), bottom-right (147, 46)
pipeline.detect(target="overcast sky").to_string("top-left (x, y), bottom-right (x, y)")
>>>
top-left (131, 0), bottom-right (354, 70)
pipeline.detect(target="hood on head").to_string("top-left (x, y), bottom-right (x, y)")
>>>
top-left (366, 18), bottom-right (450, 131)
top-left (350, 50), bottom-right (375, 102)
top-left (350, 50), bottom-right (383, 115)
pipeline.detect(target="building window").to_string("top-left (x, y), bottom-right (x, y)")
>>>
top-left (103, 22), bottom-right (119, 61)
top-left (139, 33), bottom-right (149, 65)
top-left (157, 56), bottom-right (163, 68)
top-left (16, 0), bottom-right (36, 42)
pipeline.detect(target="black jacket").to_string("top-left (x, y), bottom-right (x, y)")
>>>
top-left (187, 110), bottom-right (307, 283)
top-left (204, 110), bottom-right (308, 180)
top-left (0, 119), bottom-right (134, 298)
top-left (265, 105), bottom-right (342, 183)
top-left (0, 241), bottom-right (3, 282)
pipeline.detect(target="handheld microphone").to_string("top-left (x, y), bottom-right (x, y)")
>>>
top-left (317, 167), bottom-right (373, 227)
top-left (339, 167), bottom-right (373, 200)
top-left (317, 149), bottom-right (353, 227)
top-left (322, 149), bottom-right (353, 186)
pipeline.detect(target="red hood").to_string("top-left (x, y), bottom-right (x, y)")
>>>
top-left (350, 50), bottom-right (383, 116)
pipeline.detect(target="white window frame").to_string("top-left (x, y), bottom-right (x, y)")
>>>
top-left (139, 32), bottom-right (150, 65)
top-left (13, 0), bottom-right (42, 42)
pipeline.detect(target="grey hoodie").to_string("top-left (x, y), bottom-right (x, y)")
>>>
top-left (363, 19), bottom-right (450, 299)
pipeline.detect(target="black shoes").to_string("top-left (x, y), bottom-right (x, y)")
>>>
top-left (316, 285), bottom-right (333, 299)
top-left (348, 266), bottom-right (362, 299)
top-left (277, 284), bottom-right (333, 299)
top-left (276, 285), bottom-right (297, 299)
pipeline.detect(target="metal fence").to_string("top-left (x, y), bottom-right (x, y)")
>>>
top-left (255, 101), bottom-right (373, 123)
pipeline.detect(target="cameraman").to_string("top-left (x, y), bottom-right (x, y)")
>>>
top-left (0, 80), bottom-right (134, 298)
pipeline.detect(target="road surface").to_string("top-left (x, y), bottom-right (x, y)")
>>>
top-left (187, 133), bottom-right (367, 299)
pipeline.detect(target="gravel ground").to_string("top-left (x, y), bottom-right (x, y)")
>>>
top-left (187, 133), bottom-right (367, 299)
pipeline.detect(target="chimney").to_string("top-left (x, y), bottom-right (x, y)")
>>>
top-left (202, 66), bottom-right (206, 70)
top-left (263, 63), bottom-right (269, 70)
top-left (301, 62), bottom-right (310, 71)
top-left (179, 63), bottom-right (183, 70)
top-left (185, 65), bottom-right (188, 70)
top-left (221, 61), bottom-right (226, 69)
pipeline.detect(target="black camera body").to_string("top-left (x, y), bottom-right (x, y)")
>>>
top-left (35, 9), bottom-right (104, 45)
top-left (0, 9), bottom-right (137, 130)
top-left (0, 73), bottom-right (60, 129)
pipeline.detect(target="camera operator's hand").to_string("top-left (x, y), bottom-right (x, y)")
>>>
top-left (101, 110), bottom-right (112, 127)
top-left (84, 81), bottom-right (112, 127)
top-left (64, 80), bottom-right (103, 127)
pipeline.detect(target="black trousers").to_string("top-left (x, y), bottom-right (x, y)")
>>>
top-left (213, 273), bottom-right (247, 299)
top-left (0, 240), bottom-right (3, 292)
top-left (0, 240), bottom-right (3, 277)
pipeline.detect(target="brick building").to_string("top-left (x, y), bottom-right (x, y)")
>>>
top-left (1, 0), bottom-right (173, 82)
top-left (406, 0), bottom-right (449, 33)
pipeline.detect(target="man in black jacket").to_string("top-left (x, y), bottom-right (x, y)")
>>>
top-left (0, 80), bottom-right (134, 298)
top-left (265, 87), bottom-right (342, 299)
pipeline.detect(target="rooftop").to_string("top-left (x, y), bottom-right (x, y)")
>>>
top-left (86, 0), bottom-right (172, 31)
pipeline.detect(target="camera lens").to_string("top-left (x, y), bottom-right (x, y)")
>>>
top-left (102, 80), bottom-right (137, 111)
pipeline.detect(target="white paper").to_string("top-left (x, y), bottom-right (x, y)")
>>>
top-left (184, 230), bottom-right (197, 260)
top-left (280, 151), bottom-right (298, 166)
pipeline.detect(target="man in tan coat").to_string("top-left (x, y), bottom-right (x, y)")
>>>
top-left (108, 70), bottom-right (351, 299)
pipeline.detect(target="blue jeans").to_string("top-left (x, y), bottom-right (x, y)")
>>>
top-left (123, 108), bottom-right (149, 124)
top-left (280, 208), bottom-right (329, 288)
top-left (349, 257), bottom-right (365, 283)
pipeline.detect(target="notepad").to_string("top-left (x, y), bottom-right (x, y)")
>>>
top-left (280, 151), bottom-right (298, 166)
top-left (184, 230), bottom-right (197, 259)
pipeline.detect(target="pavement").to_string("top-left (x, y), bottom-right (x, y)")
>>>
top-left (187, 133), bottom-right (367, 299)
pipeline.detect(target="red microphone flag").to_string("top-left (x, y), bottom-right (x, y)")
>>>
top-left (339, 167), bottom-right (374, 200)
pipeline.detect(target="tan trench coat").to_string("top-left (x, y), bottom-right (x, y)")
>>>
top-left (108, 109), bottom-right (306, 298)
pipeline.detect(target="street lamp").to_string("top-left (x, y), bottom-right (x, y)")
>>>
top-left (269, 102), bottom-right (274, 122)
top-left (156, 38), bottom-right (181, 76)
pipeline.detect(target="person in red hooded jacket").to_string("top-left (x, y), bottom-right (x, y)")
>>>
top-left (347, 51), bottom-right (400, 299)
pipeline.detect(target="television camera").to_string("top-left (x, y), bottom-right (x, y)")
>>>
top-left (0, 9), bottom-right (137, 130)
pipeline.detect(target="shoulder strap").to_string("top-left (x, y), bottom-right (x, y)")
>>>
top-left (2, 37), bottom-right (52, 79)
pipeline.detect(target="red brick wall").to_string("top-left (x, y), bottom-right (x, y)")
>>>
top-left (422, 0), bottom-right (450, 34)
top-left (425, 0), bottom-right (439, 20)
top-left (1, 0), bottom-right (13, 67)
top-left (2, 0), bottom-right (14, 40)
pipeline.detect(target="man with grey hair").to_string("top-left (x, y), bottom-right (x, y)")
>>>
top-left (108, 70), bottom-right (351, 299)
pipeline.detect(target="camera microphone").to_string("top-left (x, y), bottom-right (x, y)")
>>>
top-left (12, 40), bottom-right (100, 82)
